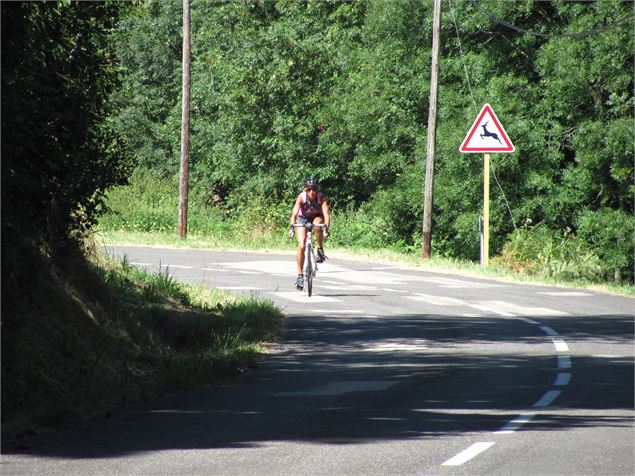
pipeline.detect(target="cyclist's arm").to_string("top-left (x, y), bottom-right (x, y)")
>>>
top-left (289, 194), bottom-right (302, 227)
top-left (321, 199), bottom-right (331, 230)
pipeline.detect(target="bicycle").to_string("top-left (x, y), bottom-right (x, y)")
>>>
top-left (292, 223), bottom-right (327, 297)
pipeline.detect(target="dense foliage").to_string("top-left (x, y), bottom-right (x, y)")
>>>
top-left (108, 0), bottom-right (633, 281)
top-left (2, 2), bottom-right (129, 241)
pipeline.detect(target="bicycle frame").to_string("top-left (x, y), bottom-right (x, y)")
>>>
top-left (293, 223), bottom-right (326, 297)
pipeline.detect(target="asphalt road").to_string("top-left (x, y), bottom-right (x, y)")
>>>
top-left (3, 245), bottom-right (633, 475)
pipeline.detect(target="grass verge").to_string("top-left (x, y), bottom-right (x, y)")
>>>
top-left (1, 239), bottom-right (284, 444)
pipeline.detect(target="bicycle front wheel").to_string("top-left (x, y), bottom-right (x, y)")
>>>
top-left (305, 244), bottom-right (314, 297)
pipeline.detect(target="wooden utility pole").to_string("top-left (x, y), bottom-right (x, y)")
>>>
top-left (178, 0), bottom-right (191, 239)
top-left (422, 0), bottom-right (442, 259)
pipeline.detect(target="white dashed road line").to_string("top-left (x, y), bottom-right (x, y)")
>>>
top-left (408, 293), bottom-right (465, 306)
top-left (558, 355), bottom-right (572, 369)
top-left (442, 442), bottom-right (496, 466)
top-left (441, 304), bottom-right (572, 467)
top-left (495, 413), bottom-right (537, 435)
top-left (421, 276), bottom-right (506, 289)
top-left (532, 390), bottom-right (562, 408)
top-left (551, 338), bottom-right (570, 352)
top-left (519, 317), bottom-right (540, 325)
top-left (318, 284), bottom-right (378, 291)
top-left (539, 291), bottom-right (592, 297)
top-left (473, 301), bottom-right (570, 317)
top-left (539, 325), bottom-right (559, 336)
top-left (554, 372), bottom-right (572, 386)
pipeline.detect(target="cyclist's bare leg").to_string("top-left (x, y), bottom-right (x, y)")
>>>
top-left (313, 216), bottom-right (324, 248)
top-left (295, 226), bottom-right (306, 274)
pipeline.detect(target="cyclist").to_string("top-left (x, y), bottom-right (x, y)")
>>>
top-left (289, 177), bottom-right (330, 290)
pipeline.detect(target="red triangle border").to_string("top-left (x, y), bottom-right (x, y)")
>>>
top-left (459, 104), bottom-right (515, 153)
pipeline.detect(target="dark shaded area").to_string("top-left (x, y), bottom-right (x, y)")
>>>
top-left (4, 309), bottom-right (632, 458)
top-left (1, 2), bottom-right (128, 240)
top-left (1, 1), bottom-right (131, 438)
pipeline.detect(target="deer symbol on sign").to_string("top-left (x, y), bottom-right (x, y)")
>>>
top-left (480, 121), bottom-right (502, 144)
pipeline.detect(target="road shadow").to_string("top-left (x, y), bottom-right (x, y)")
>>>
top-left (3, 311), bottom-right (633, 459)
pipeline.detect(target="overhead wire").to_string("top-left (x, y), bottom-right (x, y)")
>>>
top-left (448, 0), bottom-right (477, 116)
top-left (466, 0), bottom-right (633, 39)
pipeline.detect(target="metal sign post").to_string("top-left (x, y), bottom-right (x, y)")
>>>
top-left (459, 104), bottom-right (514, 267)
top-left (478, 215), bottom-right (484, 266)
top-left (483, 154), bottom-right (490, 266)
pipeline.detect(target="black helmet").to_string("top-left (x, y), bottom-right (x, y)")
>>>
top-left (303, 177), bottom-right (319, 188)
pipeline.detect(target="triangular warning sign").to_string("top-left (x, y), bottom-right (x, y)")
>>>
top-left (459, 103), bottom-right (515, 153)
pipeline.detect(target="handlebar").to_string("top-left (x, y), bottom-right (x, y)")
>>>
top-left (290, 223), bottom-right (329, 237)
top-left (292, 223), bottom-right (327, 230)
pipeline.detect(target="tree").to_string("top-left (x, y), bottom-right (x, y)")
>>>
top-left (106, 0), bottom-right (633, 276)
top-left (2, 1), bottom-right (129, 241)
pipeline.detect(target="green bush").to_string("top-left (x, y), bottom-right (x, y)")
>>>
top-left (329, 205), bottom-right (395, 250)
top-left (493, 224), bottom-right (603, 282)
top-left (328, 167), bottom-right (422, 253)
top-left (99, 170), bottom-right (178, 232)
top-left (98, 171), bottom-right (293, 247)
top-left (577, 208), bottom-right (634, 282)
top-left (99, 170), bottom-right (229, 236)
top-left (224, 190), bottom-right (290, 244)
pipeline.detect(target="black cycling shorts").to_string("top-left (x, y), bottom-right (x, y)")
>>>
top-left (296, 215), bottom-right (323, 226)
